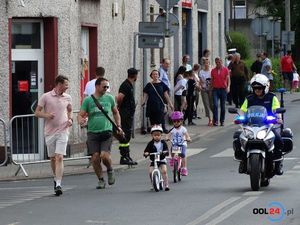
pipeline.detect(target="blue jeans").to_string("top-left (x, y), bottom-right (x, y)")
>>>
top-left (212, 88), bottom-right (227, 124)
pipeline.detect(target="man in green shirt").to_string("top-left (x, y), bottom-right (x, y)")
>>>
top-left (78, 78), bottom-right (122, 189)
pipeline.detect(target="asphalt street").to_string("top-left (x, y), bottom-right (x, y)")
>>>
top-left (0, 95), bottom-right (299, 225)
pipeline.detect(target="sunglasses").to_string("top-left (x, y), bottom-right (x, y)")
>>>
top-left (253, 87), bottom-right (263, 90)
top-left (103, 86), bottom-right (110, 89)
top-left (173, 120), bottom-right (182, 123)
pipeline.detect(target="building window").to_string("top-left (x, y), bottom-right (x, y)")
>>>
top-left (232, 0), bottom-right (246, 19)
top-left (12, 22), bottom-right (41, 49)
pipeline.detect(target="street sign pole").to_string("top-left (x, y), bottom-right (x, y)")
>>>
top-left (166, 0), bottom-right (169, 37)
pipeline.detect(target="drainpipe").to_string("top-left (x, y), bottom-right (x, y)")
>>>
top-left (141, 0), bottom-right (148, 134)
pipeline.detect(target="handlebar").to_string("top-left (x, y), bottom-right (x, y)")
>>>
top-left (144, 151), bottom-right (168, 158)
top-left (165, 139), bottom-right (191, 145)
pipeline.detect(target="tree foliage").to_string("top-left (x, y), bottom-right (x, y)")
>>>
top-left (254, 0), bottom-right (300, 60)
top-left (228, 32), bottom-right (251, 59)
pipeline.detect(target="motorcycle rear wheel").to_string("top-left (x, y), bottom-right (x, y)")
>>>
top-left (261, 179), bottom-right (270, 187)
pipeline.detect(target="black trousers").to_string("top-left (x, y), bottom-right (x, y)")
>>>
top-left (231, 83), bottom-right (245, 108)
top-left (120, 110), bottom-right (133, 144)
top-left (184, 95), bottom-right (195, 123)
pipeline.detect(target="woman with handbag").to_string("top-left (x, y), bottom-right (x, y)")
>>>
top-left (141, 70), bottom-right (174, 131)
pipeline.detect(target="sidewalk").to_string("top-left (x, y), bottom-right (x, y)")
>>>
top-left (1, 92), bottom-right (299, 181)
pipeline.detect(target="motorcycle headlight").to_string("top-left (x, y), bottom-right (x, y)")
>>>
top-left (257, 129), bottom-right (267, 140)
top-left (243, 128), bottom-right (254, 139)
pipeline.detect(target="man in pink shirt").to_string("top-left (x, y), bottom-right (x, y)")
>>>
top-left (211, 57), bottom-right (230, 126)
top-left (35, 75), bottom-right (73, 196)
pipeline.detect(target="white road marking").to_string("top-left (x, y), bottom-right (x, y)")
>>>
top-left (243, 191), bottom-right (263, 196)
top-left (85, 220), bottom-right (108, 224)
top-left (0, 186), bottom-right (75, 209)
top-left (186, 148), bottom-right (207, 157)
top-left (285, 170), bottom-right (300, 174)
top-left (185, 197), bottom-right (241, 225)
top-left (204, 197), bottom-right (258, 225)
top-left (210, 148), bottom-right (233, 158)
top-left (284, 157), bottom-right (299, 160)
top-left (292, 165), bottom-right (300, 169)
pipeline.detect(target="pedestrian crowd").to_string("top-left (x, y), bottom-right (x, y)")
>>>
top-left (34, 48), bottom-right (298, 194)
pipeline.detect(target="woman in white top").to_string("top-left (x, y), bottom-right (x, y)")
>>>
top-left (199, 59), bottom-right (214, 126)
top-left (174, 72), bottom-right (188, 111)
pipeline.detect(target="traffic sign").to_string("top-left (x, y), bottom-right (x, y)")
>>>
top-left (282, 31), bottom-right (295, 45)
top-left (266, 21), bottom-right (281, 41)
top-left (139, 22), bottom-right (164, 34)
top-left (156, 0), bottom-right (179, 11)
top-left (138, 35), bottom-right (165, 49)
top-left (155, 13), bottom-right (179, 37)
top-left (251, 17), bottom-right (271, 36)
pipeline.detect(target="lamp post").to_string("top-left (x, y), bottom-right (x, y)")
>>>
top-left (268, 16), bottom-right (275, 58)
top-left (268, 16), bottom-right (281, 58)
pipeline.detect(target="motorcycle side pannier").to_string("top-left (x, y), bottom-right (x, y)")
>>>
top-left (281, 128), bottom-right (293, 155)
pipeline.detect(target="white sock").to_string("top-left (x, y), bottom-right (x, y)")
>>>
top-left (56, 180), bottom-right (61, 187)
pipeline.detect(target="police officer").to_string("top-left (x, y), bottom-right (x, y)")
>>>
top-left (239, 74), bottom-right (284, 175)
top-left (116, 68), bottom-right (139, 165)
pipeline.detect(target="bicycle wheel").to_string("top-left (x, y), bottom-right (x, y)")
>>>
top-left (178, 167), bottom-right (181, 182)
top-left (152, 171), bottom-right (160, 192)
top-left (173, 160), bottom-right (178, 183)
top-left (159, 180), bottom-right (164, 190)
top-left (178, 158), bottom-right (182, 182)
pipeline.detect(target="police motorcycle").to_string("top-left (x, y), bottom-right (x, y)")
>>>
top-left (228, 105), bottom-right (293, 191)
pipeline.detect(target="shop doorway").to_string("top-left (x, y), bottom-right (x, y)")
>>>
top-left (11, 20), bottom-right (44, 159)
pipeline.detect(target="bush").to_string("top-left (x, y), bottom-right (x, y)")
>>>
top-left (228, 32), bottom-right (251, 59)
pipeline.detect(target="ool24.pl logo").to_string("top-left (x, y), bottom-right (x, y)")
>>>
top-left (252, 202), bottom-right (294, 222)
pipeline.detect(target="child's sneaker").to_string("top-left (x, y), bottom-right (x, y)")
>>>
top-left (181, 167), bottom-right (188, 176)
top-left (169, 158), bottom-right (174, 167)
top-left (165, 186), bottom-right (170, 191)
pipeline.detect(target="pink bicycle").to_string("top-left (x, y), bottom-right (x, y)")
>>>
top-left (169, 140), bottom-right (186, 183)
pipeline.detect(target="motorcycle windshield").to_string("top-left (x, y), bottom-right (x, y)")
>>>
top-left (245, 106), bottom-right (268, 126)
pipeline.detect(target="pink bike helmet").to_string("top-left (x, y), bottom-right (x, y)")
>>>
top-left (171, 111), bottom-right (184, 121)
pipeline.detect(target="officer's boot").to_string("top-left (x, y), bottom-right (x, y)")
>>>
top-left (273, 149), bottom-right (283, 175)
top-left (119, 146), bottom-right (134, 165)
top-left (238, 160), bottom-right (247, 173)
top-left (127, 150), bottom-right (138, 165)
top-left (274, 160), bottom-right (283, 175)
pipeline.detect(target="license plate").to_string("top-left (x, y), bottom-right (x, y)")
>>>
top-left (154, 154), bottom-right (160, 161)
top-left (172, 146), bottom-right (182, 154)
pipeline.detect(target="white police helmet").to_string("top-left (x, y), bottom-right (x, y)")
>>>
top-left (250, 74), bottom-right (270, 94)
top-left (150, 125), bottom-right (163, 134)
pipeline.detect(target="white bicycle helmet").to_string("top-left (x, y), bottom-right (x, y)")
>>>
top-left (250, 74), bottom-right (270, 94)
top-left (150, 125), bottom-right (163, 134)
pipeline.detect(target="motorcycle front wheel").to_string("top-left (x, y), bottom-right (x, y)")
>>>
top-left (249, 154), bottom-right (261, 191)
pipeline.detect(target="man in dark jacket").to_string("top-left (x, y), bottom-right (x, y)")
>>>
top-left (116, 68), bottom-right (139, 165)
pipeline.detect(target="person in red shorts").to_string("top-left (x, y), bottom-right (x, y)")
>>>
top-left (280, 50), bottom-right (297, 91)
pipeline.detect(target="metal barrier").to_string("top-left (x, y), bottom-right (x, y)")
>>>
top-left (0, 118), bottom-right (8, 167)
top-left (9, 111), bottom-right (90, 177)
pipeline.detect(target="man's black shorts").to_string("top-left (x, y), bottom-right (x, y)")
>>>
top-left (282, 72), bottom-right (293, 82)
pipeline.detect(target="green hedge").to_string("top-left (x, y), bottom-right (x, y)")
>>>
top-left (228, 32), bottom-right (251, 59)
